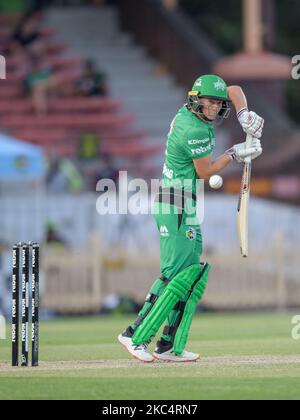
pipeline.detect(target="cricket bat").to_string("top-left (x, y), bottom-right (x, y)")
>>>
top-left (237, 134), bottom-right (253, 257)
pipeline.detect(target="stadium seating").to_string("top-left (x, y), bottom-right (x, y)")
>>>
top-left (0, 13), bottom-right (20, 24)
top-left (7, 55), bottom-right (83, 71)
top-left (1, 113), bottom-right (135, 128)
top-left (39, 143), bottom-right (162, 160)
top-left (0, 98), bottom-right (122, 114)
top-left (0, 86), bottom-right (21, 98)
top-left (12, 129), bottom-right (145, 146)
top-left (0, 14), bottom-right (161, 173)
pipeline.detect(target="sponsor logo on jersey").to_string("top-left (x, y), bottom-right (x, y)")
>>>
top-left (214, 80), bottom-right (226, 91)
top-left (186, 227), bottom-right (196, 241)
top-left (191, 145), bottom-right (212, 155)
top-left (188, 138), bottom-right (209, 145)
top-left (160, 225), bottom-right (169, 237)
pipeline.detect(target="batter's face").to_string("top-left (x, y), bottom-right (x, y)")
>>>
top-left (199, 98), bottom-right (223, 121)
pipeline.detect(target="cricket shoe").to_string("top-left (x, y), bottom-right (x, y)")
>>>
top-left (153, 348), bottom-right (199, 362)
top-left (118, 333), bottom-right (154, 363)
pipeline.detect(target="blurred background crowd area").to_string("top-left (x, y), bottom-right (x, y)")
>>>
top-left (0, 0), bottom-right (300, 198)
top-left (0, 0), bottom-right (299, 316)
top-left (0, 0), bottom-right (299, 199)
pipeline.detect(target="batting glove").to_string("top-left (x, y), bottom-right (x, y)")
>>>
top-left (225, 138), bottom-right (262, 163)
top-left (237, 108), bottom-right (264, 139)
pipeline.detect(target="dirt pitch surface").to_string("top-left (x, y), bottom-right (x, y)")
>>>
top-left (1, 355), bottom-right (300, 373)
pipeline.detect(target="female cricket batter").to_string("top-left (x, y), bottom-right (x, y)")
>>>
top-left (118, 74), bottom-right (263, 362)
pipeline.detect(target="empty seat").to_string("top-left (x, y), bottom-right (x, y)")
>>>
top-left (1, 113), bottom-right (135, 129)
top-left (7, 55), bottom-right (83, 70)
top-left (0, 98), bottom-right (121, 114)
top-left (0, 86), bottom-right (23, 98)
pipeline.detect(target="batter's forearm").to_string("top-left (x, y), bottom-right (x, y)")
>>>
top-left (228, 85), bottom-right (248, 113)
top-left (197, 154), bottom-right (232, 180)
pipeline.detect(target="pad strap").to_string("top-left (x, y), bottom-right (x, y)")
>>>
top-left (133, 293), bottom-right (157, 328)
top-left (159, 275), bottom-right (170, 284)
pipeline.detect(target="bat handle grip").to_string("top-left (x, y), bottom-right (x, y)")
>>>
top-left (245, 134), bottom-right (253, 164)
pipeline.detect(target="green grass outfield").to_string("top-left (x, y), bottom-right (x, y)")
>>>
top-left (0, 312), bottom-right (300, 400)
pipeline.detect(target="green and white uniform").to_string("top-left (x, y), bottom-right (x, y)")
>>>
top-left (163, 105), bottom-right (215, 194)
top-left (128, 75), bottom-right (229, 354)
top-left (157, 104), bottom-right (215, 279)
top-left (129, 105), bottom-right (215, 347)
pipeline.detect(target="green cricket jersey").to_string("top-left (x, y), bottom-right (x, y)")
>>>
top-left (162, 105), bottom-right (215, 194)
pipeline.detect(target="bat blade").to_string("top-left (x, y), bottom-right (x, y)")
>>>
top-left (237, 134), bottom-right (253, 258)
top-left (237, 161), bottom-right (251, 257)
